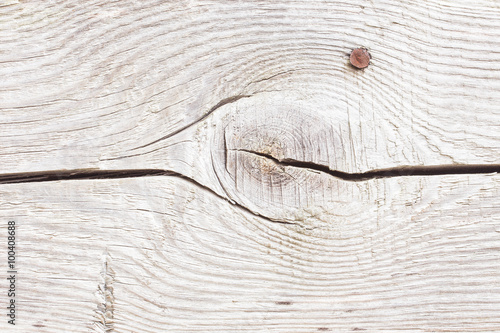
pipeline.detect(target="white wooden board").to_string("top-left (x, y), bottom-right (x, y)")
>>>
top-left (0, 0), bottom-right (499, 332)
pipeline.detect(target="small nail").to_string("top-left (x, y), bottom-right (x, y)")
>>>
top-left (350, 48), bottom-right (371, 69)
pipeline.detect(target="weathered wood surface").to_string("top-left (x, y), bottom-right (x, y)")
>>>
top-left (1, 0), bottom-right (500, 332)
top-left (1, 174), bottom-right (500, 332)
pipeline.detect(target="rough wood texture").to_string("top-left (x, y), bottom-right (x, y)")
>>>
top-left (1, 0), bottom-right (499, 332)
top-left (2, 0), bottom-right (500, 174)
top-left (1, 175), bottom-right (500, 332)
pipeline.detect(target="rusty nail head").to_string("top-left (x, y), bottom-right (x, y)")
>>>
top-left (350, 48), bottom-right (371, 69)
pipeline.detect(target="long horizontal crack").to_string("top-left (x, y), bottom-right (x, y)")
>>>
top-left (0, 168), bottom-right (296, 226)
top-left (1, 149), bottom-right (498, 226)
top-left (236, 149), bottom-right (500, 180)
top-left (0, 169), bottom-right (173, 184)
top-left (3, 151), bottom-right (498, 185)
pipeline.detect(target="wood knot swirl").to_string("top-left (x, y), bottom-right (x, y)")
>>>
top-left (209, 95), bottom-right (371, 223)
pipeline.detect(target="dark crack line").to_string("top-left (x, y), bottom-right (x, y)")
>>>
top-left (2, 150), bottom-right (498, 226)
top-left (0, 169), bottom-right (172, 184)
top-left (0, 168), bottom-right (296, 226)
top-left (236, 149), bottom-right (500, 180)
top-left (129, 94), bottom-right (252, 151)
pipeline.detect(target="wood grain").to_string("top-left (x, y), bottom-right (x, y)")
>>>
top-left (1, 0), bottom-right (499, 174)
top-left (0, 0), bottom-right (500, 332)
top-left (0, 174), bottom-right (499, 332)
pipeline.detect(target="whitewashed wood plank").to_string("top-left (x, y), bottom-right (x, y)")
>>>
top-left (0, 1), bottom-right (499, 332)
top-left (0, 0), bottom-right (499, 175)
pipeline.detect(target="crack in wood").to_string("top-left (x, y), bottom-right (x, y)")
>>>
top-left (0, 169), bottom-right (172, 184)
top-left (0, 168), bottom-right (296, 225)
top-left (129, 94), bottom-right (253, 151)
top-left (93, 254), bottom-right (115, 333)
top-left (1, 150), bottom-right (498, 186)
top-left (235, 149), bottom-right (500, 180)
top-left (0, 150), bottom-right (497, 226)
